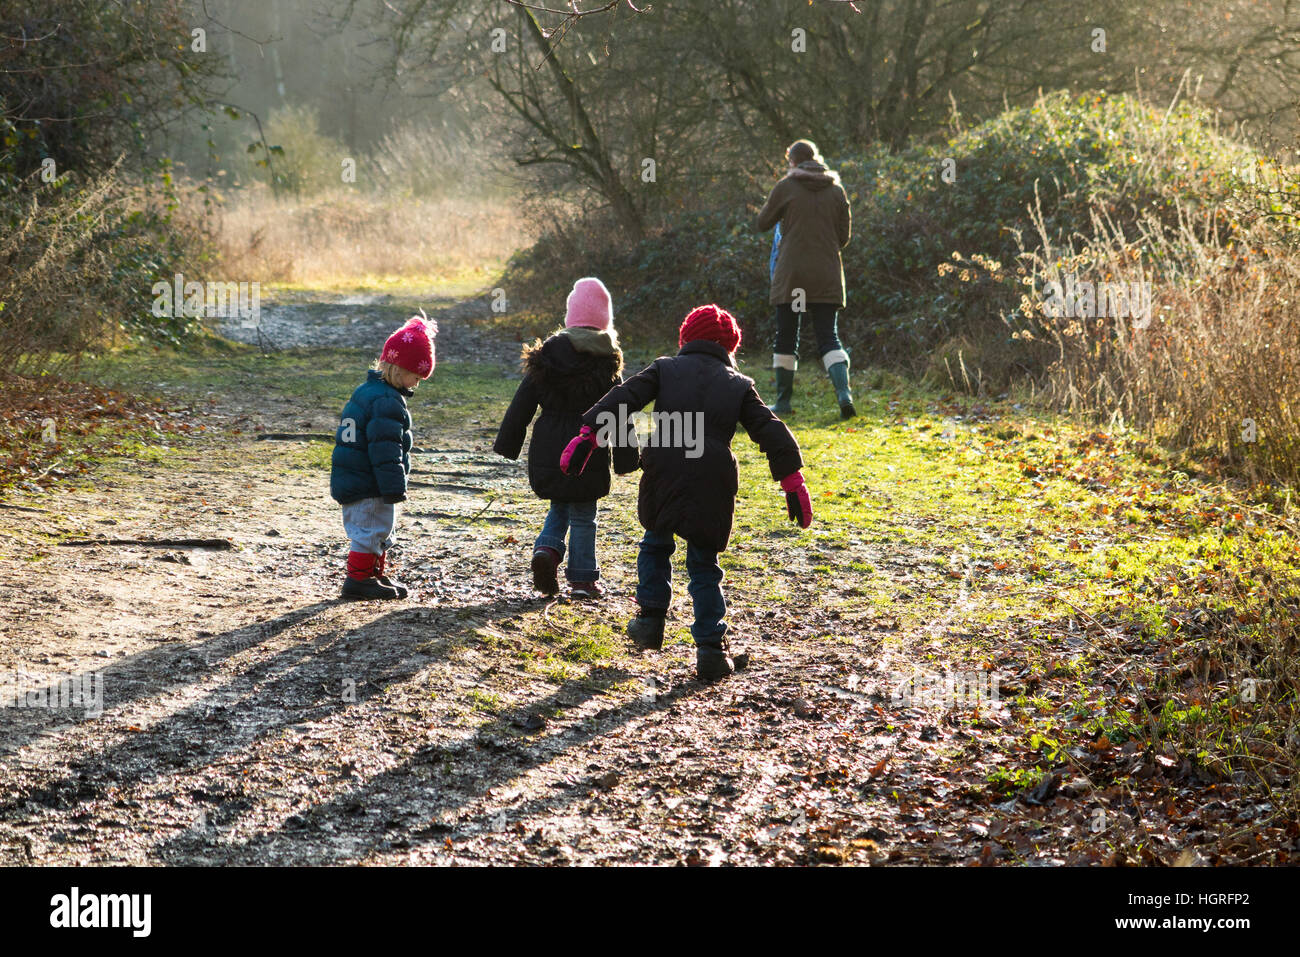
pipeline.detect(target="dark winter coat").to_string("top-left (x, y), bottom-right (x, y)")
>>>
top-left (755, 161), bottom-right (852, 307)
top-left (330, 369), bottom-right (414, 505)
top-left (581, 340), bottom-right (803, 553)
top-left (494, 328), bottom-right (639, 502)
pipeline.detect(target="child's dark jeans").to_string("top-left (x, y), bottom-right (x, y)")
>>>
top-left (536, 500), bottom-right (599, 582)
top-left (635, 530), bottom-right (727, 645)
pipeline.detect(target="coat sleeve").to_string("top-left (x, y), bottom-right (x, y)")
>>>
top-left (367, 395), bottom-right (410, 499)
top-left (754, 181), bottom-right (786, 233)
top-left (836, 184), bottom-right (851, 248)
top-left (493, 376), bottom-right (539, 460)
top-left (581, 361), bottom-right (661, 432)
top-left (604, 365), bottom-right (641, 474)
top-left (738, 385), bottom-right (804, 481)
top-left (612, 442), bottom-right (640, 475)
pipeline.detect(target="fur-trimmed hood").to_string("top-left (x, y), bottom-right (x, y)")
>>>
top-left (521, 328), bottom-right (623, 393)
top-left (495, 326), bottom-right (636, 503)
top-left (786, 160), bottom-right (841, 191)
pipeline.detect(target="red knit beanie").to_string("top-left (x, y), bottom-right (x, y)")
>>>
top-left (678, 304), bottom-right (741, 354)
top-left (381, 314), bottom-right (438, 379)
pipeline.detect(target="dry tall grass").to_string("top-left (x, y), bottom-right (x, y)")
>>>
top-left (209, 107), bottom-right (529, 287)
top-left (1016, 192), bottom-right (1300, 487)
top-left (212, 188), bottom-right (533, 286)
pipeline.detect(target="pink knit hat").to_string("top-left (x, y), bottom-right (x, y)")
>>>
top-left (565, 277), bottom-right (613, 331)
top-left (381, 313), bottom-right (438, 379)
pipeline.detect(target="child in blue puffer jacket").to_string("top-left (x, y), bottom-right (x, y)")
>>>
top-left (330, 314), bottom-right (437, 600)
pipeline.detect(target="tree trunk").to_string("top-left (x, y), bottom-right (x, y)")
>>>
top-left (518, 6), bottom-right (645, 240)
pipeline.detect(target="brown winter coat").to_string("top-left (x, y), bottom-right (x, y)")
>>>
top-left (754, 161), bottom-right (852, 307)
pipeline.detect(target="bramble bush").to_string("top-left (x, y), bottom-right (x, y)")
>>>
top-left (1, 122), bottom-right (211, 373)
top-left (1, 0), bottom-right (219, 373)
top-left (845, 89), bottom-right (1254, 375)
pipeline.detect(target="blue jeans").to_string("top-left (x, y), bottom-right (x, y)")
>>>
top-left (535, 500), bottom-right (599, 582)
top-left (635, 530), bottom-right (727, 645)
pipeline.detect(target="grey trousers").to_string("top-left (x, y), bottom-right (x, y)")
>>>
top-left (341, 497), bottom-right (397, 555)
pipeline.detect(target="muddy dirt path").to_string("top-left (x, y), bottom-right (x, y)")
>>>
top-left (0, 292), bottom-right (1142, 866)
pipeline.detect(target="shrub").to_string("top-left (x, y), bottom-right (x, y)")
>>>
top-left (233, 105), bottom-right (350, 197)
top-left (842, 90), bottom-right (1255, 370)
top-left (503, 206), bottom-right (769, 351)
top-left (506, 91), bottom-right (1258, 367)
top-left (0, 139), bottom-right (211, 372)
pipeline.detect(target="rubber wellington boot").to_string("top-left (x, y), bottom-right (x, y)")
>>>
top-left (768, 367), bottom-right (795, 415)
top-left (827, 361), bottom-right (856, 419)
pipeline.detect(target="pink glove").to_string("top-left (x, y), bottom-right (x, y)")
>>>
top-left (560, 425), bottom-right (599, 476)
top-left (780, 471), bottom-right (813, 528)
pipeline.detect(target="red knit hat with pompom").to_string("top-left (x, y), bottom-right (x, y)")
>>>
top-left (678, 304), bottom-right (741, 354)
top-left (381, 313), bottom-right (438, 379)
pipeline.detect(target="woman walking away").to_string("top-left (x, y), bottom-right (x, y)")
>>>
top-left (330, 314), bottom-right (437, 600)
top-left (754, 138), bottom-right (855, 418)
top-left (494, 277), bottom-right (638, 600)
top-left (560, 304), bottom-right (813, 682)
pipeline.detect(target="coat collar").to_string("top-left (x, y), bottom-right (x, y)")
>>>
top-left (678, 339), bottom-right (736, 367)
top-left (367, 368), bottom-right (413, 397)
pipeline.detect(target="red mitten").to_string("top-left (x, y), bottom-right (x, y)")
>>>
top-left (560, 425), bottom-right (600, 476)
top-left (780, 471), bottom-right (813, 528)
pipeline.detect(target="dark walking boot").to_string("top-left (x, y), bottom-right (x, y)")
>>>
top-left (375, 551), bottom-right (408, 599)
top-left (827, 360), bottom-right (855, 419)
top-left (696, 645), bottom-right (733, 682)
top-left (695, 639), bottom-right (750, 682)
top-left (768, 366), bottom-right (795, 415)
top-left (531, 547), bottom-right (560, 596)
top-left (627, 608), bottom-right (667, 650)
top-left (342, 575), bottom-right (401, 601)
top-left (342, 551), bottom-right (400, 601)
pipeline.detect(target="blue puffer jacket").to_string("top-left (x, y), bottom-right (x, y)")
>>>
top-left (330, 370), bottom-right (413, 504)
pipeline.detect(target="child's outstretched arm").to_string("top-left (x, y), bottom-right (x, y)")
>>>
top-left (737, 384), bottom-right (811, 528)
top-left (561, 360), bottom-right (662, 476)
top-left (493, 376), bottom-right (540, 461)
top-left (583, 360), bottom-right (661, 429)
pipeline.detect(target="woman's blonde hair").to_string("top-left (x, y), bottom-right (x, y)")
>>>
top-left (374, 360), bottom-right (410, 388)
top-left (787, 139), bottom-right (822, 166)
